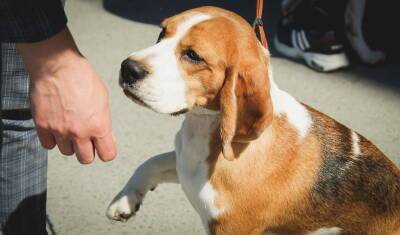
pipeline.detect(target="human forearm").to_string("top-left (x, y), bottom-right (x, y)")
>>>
top-left (17, 27), bottom-right (82, 79)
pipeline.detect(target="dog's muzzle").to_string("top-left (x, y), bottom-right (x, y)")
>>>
top-left (119, 59), bottom-right (149, 87)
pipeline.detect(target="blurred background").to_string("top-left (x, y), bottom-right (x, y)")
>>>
top-left (47, 0), bottom-right (400, 234)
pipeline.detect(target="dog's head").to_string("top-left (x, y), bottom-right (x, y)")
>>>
top-left (120, 6), bottom-right (273, 160)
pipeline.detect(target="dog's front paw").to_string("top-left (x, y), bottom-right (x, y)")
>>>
top-left (106, 191), bottom-right (144, 222)
top-left (360, 50), bottom-right (386, 64)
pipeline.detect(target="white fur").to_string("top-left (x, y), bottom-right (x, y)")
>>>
top-left (264, 227), bottom-right (342, 235)
top-left (337, 131), bottom-right (361, 172)
top-left (351, 131), bottom-right (361, 159)
top-left (126, 14), bottom-right (212, 113)
top-left (271, 87), bottom-right (312, 138)
top-left (263, 45), bottom-right (313, 139)
top-left (106, 195), bottom-right (133, 221)
top-left (270, 74), bottom-right (312, 139)
top-left (107, 106), bottom-right (223, 231)
top-left (106, 152), bottom-right (178, 221)
top-left (337, 131), bottom-right (360, 173)
top-left (109, 13), bottom-right (223, 231)
top-left (308, 227), bottom-right (342, 235)
top-left (175, 107), bottom-right (224, 228)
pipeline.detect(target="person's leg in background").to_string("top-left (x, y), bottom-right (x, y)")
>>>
top-left (274, 0), bottom-right (350, 72)
top-left (0, 43), bottom-right (48, 235)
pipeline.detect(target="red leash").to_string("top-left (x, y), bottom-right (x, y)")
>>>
top-left (253, 0), bottom-right (268, 49)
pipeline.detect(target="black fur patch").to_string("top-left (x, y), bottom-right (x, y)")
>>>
top-left (305, 105), bottom-right (400, 218)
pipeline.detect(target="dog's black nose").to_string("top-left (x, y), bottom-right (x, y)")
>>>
top-left (120, 59), bottom-right (148, 85)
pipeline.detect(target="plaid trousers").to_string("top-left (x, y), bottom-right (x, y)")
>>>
top-left (0, 43), bottom-right (48, 235)
top-left (1, 0), bottom-right (66, 233)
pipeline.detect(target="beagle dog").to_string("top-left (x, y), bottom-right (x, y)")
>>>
top-left (107, 6), bottom-right (400, 235)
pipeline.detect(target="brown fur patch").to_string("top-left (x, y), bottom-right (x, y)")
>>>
top-left (207, 115), bottom-right (323, 234)
top-left (206, 105), bottom-right (400, 235)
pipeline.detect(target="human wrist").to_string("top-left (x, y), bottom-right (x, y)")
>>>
top-left (17, 27), bottom-right (84, 80)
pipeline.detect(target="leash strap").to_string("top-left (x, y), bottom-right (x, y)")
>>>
top-left (253, 0), bottom-right (268, 49)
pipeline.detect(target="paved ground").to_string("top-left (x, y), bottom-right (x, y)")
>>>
top-left (47, 0), bottom-right (400, 234)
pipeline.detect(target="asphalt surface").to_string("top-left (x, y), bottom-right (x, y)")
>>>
top-left (47, 1), bottom-right (400, 234)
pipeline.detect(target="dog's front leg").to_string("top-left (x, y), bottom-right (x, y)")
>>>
top-left (345, 0), bottom-right (385, 64)
top-left (106, 151), bottom-right (178, 221)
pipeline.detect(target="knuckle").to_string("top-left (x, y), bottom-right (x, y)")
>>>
top-left (68, 127), bottom-right (83, 139)
top-left (50, 125), bottom-right (66, 136)
top-left (91, 120), bottom-right (105, 132)
top-left (34, 120), bottom-right (48, 129)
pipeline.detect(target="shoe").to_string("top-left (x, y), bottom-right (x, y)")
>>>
top-left (274, 18), bottom-right (349, 72)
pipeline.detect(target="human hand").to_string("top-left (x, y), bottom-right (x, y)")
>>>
top-left (17, 28), bottom-right (117, 164)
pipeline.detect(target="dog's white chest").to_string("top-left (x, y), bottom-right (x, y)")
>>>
top-left (174, 112), bottom-right (223, 225)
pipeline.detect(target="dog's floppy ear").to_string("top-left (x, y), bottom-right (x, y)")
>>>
top-left (220, 52), bottom-right (273, 161)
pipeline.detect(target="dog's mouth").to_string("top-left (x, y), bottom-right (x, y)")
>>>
top-left (123, 89), bottom-right (151, 109)
top-left (123, 89), bottom-right (188, 116)
top-left (170, 108), bottom-right (189, 116)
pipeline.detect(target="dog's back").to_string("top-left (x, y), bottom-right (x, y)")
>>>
top-left (305, 105), bottom-right (400, 234)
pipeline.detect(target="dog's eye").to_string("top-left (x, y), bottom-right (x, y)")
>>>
top-left (183, 49), bottom-right (203, 64)
top-left (157, 27), bottom-right (166, 43)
